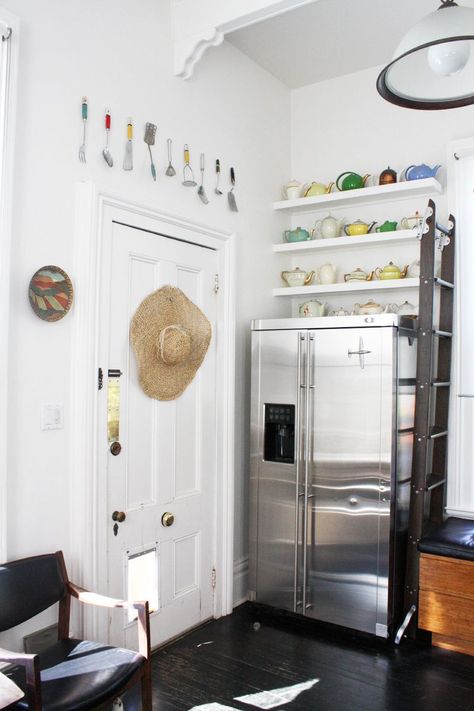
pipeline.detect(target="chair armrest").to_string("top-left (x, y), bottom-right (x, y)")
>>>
top-left (0, 649), bottom-right (41, 710)
top-left (67, 583), bottom-right (151, 659)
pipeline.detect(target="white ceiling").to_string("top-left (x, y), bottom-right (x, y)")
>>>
top-left (226, 0), bottom-right (440, 89)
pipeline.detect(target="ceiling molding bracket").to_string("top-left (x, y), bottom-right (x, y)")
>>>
top-left (174, 26), bottom-right (225, 80)
top-left (172, 0), bottom-right (317, 79)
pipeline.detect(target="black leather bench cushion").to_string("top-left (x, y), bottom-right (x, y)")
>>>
top-left (418, 516), bottom-right (474, 561)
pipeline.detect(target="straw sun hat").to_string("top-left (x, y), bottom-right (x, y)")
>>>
top-left (130, 285), bottom-right (211, 401)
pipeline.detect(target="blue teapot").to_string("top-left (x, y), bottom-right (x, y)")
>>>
top-left (403, 163), bottom-right (441, 181)
top-left (284, 226), bottom-right (311, 243)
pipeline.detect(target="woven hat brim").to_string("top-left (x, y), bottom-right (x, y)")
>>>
top-left (130, 285), bottom-right (211, 401)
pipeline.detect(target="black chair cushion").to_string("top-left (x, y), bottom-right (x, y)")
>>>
top-left (418, 516), bottom-right (474, 561)
top-left (7, 639), bottom-right (145, 711)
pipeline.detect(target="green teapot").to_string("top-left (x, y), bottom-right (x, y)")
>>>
top-left (283, 226), bottom-right (311, 243)
top-left (336, 171), bottom-right (370, 191)
top-left (376, 220), bottom-right (398, 233)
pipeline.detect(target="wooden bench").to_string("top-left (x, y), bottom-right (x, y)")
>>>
top-left (418, 517), bottom-right (474, 656)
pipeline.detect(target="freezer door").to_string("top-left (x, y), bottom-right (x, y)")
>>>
top-left (249, 329), bottom-right (305, 612)
top-left (306, 327), bottom-right (395, 635)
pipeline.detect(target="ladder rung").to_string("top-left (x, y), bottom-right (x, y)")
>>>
top-left (431, 380), bottom-right (451, 387)
top-left (434, 277), bottom-right (454, 289)
top-left (398, 426), bottom-right (415, 435)
top-left (399, 378), bottom-right (416, 387)
top-left (428, 428), bottom-right (448, 440)
top-left (433, 330), bottom-right (452, 338)
top-left (425, 474), bottom-right (446, 491)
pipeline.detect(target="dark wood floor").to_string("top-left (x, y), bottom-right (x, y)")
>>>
top-left (149, 602), bottom-right (474, 711)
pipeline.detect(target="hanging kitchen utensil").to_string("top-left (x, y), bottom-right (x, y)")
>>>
top-left (215, 159), bottom-right (223, 195)
top-left (182, 144), bottom-right (196, 186)
top-left (78, 97), bottom-right (87, 163)
top-left (144, 122), bottom-right (157, 181)
top-left (197, 153), bottom-right (209, 204)
top-left (166, 138), bottom-right (176, 176)
top-left (228, 167), bottom-right (238, 211)
top-left (123, 118), bottom-right (133, 171)
top-left (102, 109), bottom-right (113, 167)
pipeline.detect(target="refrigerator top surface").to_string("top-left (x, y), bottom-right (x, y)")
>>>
top-left (251, 314), bottom-right (416, 331)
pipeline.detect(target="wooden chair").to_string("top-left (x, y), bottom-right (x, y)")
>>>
top-left (0, 551), bottom-right (152, 710)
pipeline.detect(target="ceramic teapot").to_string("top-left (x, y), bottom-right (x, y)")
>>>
top-left (303, 181), bottom-right (334, 197)
top-left (311, 214), bottom-right (344, 239)
top-left (400, 213), bottom-right (423, 230)
top-left (299, 299), bottom-right (328, 317)
top-left (403, 163), bottom-right (441, 181)
top-left (317, 263), bottom-right (337, 285)
top-left (395, 300), bottom-right (418, 316)
top-left (407, 260), bottom-right (420, 278)
top-left (352, 300), bottom-right (389, 315)
top-left (336, 171), bottom-right (370, 191)
top-left (379, 166), bottom-right (397, 185)
top-left (283, 226), bottom-right (311, 243)
top-left (282, 179), bottom-right (303, 200)
top-left (374, 261), bottom-right (408, 280)
top-left (376, 220), bottom-right (398, 233)
top-left (344, 267), bottom-right (373, 282)
top-left (281, 267), bottom-right (315, 287)
top-left (329, 306), bottom-right (349, 317)
top-left (344, 219), bottom-right (377, 236)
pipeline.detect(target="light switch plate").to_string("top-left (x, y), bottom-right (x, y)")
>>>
top-left (40, 402), bottom-right (64, 430)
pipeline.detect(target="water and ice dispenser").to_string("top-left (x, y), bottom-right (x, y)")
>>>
top-left (263, 404), bottom-right (295, 464)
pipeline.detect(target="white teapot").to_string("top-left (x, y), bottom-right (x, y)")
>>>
top-left (317, 263), bottom-right (337, 285)
top-left (299, 299), bottom-right (328, 317)
top-left (282, 179), bottom-right (303, 200)
top-left (407, 260), bottom-right (420, 278)
top-left (329, 306), bottom-right (350, 317)
top-left (395, 300), bottom-right (418, 316)
top-left (311, 214), bottom-right (344, 239)
top-left (352, 300), bottom-right (389, 315)
top-left (281, 267), bottom-right (315, 287)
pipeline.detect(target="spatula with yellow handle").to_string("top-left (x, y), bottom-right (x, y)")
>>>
top-left (123, 118), bottom-right (133, 171)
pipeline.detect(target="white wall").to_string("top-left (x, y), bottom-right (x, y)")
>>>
top-left (1, 0), bottom-right (290, 645)
top-left (291, 64), bottom-right (474, 512)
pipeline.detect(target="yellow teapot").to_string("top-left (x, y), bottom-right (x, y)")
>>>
top-left (374, 262), bottom-right (408, 280)
top-left (344, 219), bottom-right (377, 236)
top-left (303, 181), bottom-right (334, 197)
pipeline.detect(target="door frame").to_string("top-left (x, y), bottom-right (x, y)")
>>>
top-left (69, 181), bottom-right (236, 641)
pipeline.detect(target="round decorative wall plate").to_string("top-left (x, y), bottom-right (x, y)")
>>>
top-left (28, 265), bottom-right (74, 322)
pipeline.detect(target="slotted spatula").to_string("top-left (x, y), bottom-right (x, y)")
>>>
top-left (144, 122), bottom-right (157, 181)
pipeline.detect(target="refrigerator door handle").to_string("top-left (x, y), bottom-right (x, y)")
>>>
top-left (302, 333), bottom-right (315, 613)
top-left (348, 336), bottom-right (372, 369)
top-left (294, 332), bottom-right (305, 612)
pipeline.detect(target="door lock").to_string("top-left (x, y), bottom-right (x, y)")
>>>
top-left (161, 512), bottom-right (175, 527)
top-left (112, 510), bottom-right (126, 523)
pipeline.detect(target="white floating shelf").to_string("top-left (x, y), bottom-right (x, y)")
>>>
top-left (273, 229), bottom-right (419, 253)
top-left (272, 178), bottom-right (443, 214)
top-left (273, 277), bottom-right (419, 297)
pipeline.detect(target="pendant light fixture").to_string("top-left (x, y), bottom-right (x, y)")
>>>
top-left (377, 0), bottom-right (474, 110)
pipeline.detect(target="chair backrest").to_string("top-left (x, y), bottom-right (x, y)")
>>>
top-left (0, 552), bottom-right (67, 632)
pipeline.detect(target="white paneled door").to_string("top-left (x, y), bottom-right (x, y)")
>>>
top-left (105, 221), bottom-right (218, 650)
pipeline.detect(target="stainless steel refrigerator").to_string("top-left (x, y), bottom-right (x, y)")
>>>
top-left (249, 314), bottom-right (417, 638)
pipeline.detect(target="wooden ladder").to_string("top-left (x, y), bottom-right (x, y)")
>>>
top-left (395, 198), bottom-right (455, 643)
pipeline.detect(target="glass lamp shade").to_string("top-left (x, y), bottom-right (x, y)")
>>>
top-left (377, 2), bottom-right (474, 109)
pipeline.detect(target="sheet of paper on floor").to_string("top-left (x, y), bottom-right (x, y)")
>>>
top-left (188, 704), bottom-right (240, 711)
top-left (234, 679), bottom-right (319, 709)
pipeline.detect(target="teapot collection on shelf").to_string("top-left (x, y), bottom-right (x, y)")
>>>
top-left (281, 163), bottom-right (441, 201)
top-left (284, 211), bottom-right (424, 243)
top-left (281, 260), bottom-right (420, 287)
top-left (299, 298), bottom-right (418, 318)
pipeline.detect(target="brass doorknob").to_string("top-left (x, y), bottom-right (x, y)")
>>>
top-left (161, 512), bottom-right (175, 527)
top-left (112, 510), bottom-right (126, 523)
